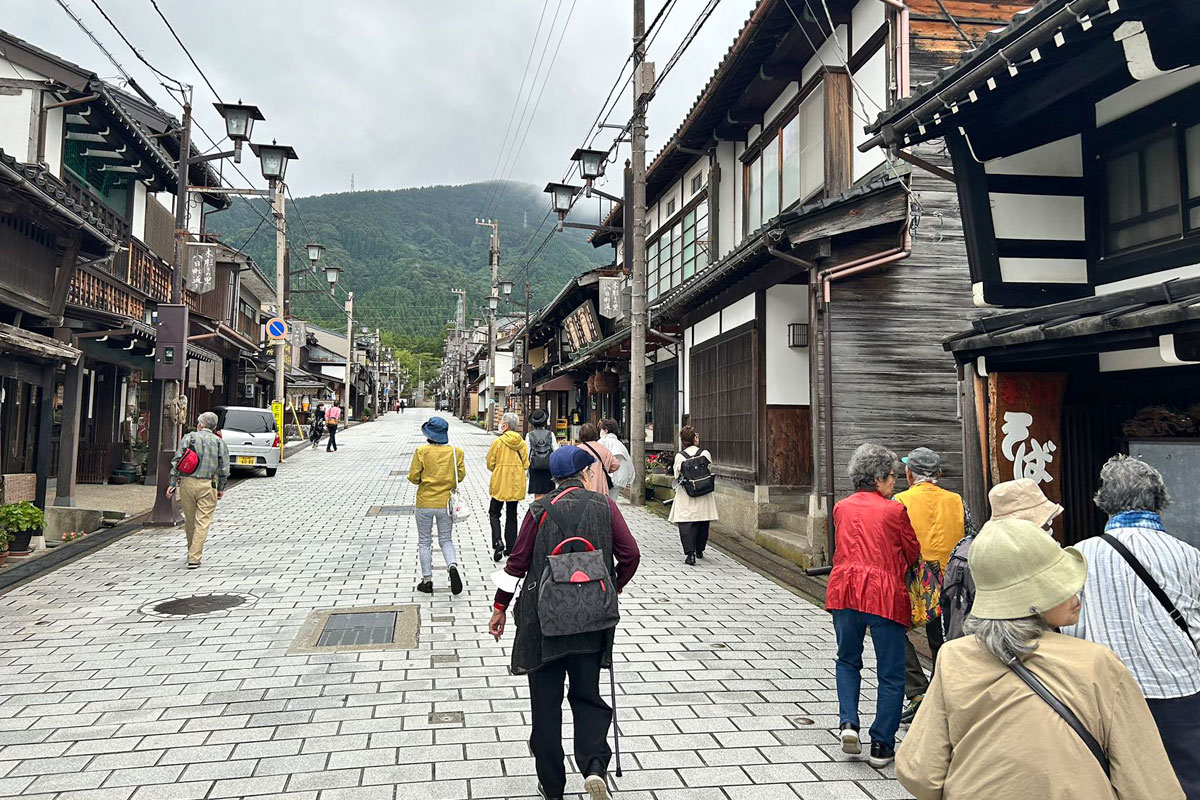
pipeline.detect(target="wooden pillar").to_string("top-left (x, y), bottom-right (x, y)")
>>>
top-left (54, 359), bottom-right (84, 507)
top-left (960, 363), bottom-right (990, 522)
top-left (35, 363), bottom-right (56, 508)
top-left (144, 376), bottom-right (164, 485)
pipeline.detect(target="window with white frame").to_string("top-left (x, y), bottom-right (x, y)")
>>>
top-left (647, 196), bottom-right (709, 301)
top-left (744, 83), bottom-right (825, 237)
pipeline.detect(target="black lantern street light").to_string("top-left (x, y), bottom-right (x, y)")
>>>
top-left (306, 242), bottom-right (325, 274)
top-left (499, 280), bottom-right (514, 299)
top-left (324, 263), bottom-right (342, 294)
top-left (572, 148), bottom-right (610, 198)
top-left (212, 101), bottom-right (264, 163)
top-left (544, 181), bottom-right (581, 232)
top-left (250, 140), bottom-right (299, 183)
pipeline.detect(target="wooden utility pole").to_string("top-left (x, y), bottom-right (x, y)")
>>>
top-left (273, 179), bottom-right (287, 407)
top-left (630, 0), bottom-right (651, 506)
top-left (476, 219), bottom-right (499, 432)
top-left (343, 292), bottom-right (354, 414)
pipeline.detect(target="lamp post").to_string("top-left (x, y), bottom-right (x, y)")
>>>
top-left (306, 242), bottom-right (325, 274)
top-left (545, 182), bottom-right (581, 232)
top-left (476, 219), bottom-right (500, 432)
top-left (249, 141), bottom-right (298, 409)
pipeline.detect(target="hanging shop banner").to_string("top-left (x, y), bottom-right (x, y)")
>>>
top-left (598, 277), bottom-right (623, 319)
top-left (988, 372), bottom-right (1068, 504)
top-left (563, 300), bottom-right (602, 350)
top-left (186, 243), bottom-right (218, 293)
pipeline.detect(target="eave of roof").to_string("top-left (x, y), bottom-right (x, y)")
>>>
top-left (0, 149), bottom-right (120, 248)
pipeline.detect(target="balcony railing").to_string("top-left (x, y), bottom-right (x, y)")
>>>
top-left (126, 239), bottom-right (171, 303)
top-left (69, 269), bottom-right (145, 319)
top-left (62, 174), bottom-right (132, 244)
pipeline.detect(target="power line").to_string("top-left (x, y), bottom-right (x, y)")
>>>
top-left (147, 0), bottom-right (223, 102)
top-left (88, 0), bottom-right (186, 92)
top-left (933, 0), bottom-right (976, 47)
top-left (53, 0), bottom-right (156, 104)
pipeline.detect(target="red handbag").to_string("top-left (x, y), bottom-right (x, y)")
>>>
top-left (177, 438), bottom-right (200, 475)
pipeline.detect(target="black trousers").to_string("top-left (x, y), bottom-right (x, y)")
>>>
top-left (325, 423), bottom-right (338, 451)
top-left (1148, 691), bottom-right (1200, 799)
top-left (678, 521), bottom-right (710, 555)
top-left (489, 498), bottom-right (518, 553)
top-left (528, 652), bottom-right (612, 796)
top-left (904, 618), bottom-right (945, 699)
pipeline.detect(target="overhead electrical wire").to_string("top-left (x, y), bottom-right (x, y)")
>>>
top-left (87, 0), bottom-right (186, 92)
top-left (147, 0), bottom-right (223, 102)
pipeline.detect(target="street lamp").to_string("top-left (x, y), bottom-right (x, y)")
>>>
top-left (250, 140), bottom-right (299, 182)
top-left (572, 147), bottom-right (608, 194)
top-left (499, 280), bottom-right (514, 299)
top-left (213, 101), bottom-right (264, 163)
top-left (471, 317), bottom-right (481, 329)
top-left (324, 263), bottom-right (342, 292)
top-left (306, 242), bottom-right (325, 274)
top-left (545, 182), bottom-right (580, 231)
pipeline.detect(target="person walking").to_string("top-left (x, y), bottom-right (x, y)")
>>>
top-left (167, 411), bottom-right (230, 569)
top-left (407, 416), bottom-right (467, 595)
top-left (578, 423), bottom-right (619, 496)
top-left (894, 447), bottom-right (973, 722)
top-left (669, 425), bottom-right (718, 565)
top-left (598, 419), bottom-right (634, 501)
top-left (526, 408), bottom-right (559, 501)
top-left (897, 517), bottom-right (1184, 800)
top-left (826, 443), bottom-right (921, 767)
top-left (488, 445), bottom-right (641, 800)
top-left (324, 403), bottom-right (341, 452)
top-left (309, 403), bottom-right (325, 450)
top-left (941, 478), bottom-right (1063, 642)
top-left (1062, 456), bottom-right (1200, 798)
top-left (486, 412), bottom-right (529, 563)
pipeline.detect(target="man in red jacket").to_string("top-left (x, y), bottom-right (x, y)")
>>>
top-left (826, 443), bottom-right (921, 768)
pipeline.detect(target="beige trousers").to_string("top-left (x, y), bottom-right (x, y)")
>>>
top-left (179, 476), bottom-right (218, 564)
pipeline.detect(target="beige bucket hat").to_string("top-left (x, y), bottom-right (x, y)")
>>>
top-left (989, 479), bottom-right (1064, 528)
top-left (969, 518), bottom-right (1087, 620)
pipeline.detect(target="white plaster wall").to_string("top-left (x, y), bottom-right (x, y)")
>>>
top-left (131, 181), bottom-right (148, 242)
top-left (765, 284), bottom-right (810, 404)
top-left (44, 106), bottom-right (63, 175)
top-left (691, 310), bottom-right (721, 345)
top-left (851, 0), bottom-right (887, 54)
top-left (747, 123), bottom-right (762, 145)
top-left (764, 82), bottom-right (799, 129)
top-left (685, 157), bottom-right (707, 202)
top-left (984, 135), bottom-right (1082, 177)
top-left (1097, 263), bottom-right (1200, 295)
top-left (1096, 65), bottom-right (1200, 128)
top-left (734, 141), bottom-right (746, 248)
top-left (853, 46), bottom-right (888, 182)
top-left (990, 194), bottom-right (1085, 240)
top-left (722, 293), bottom-right (755, 330)
top-left (716, 140), bottom-right (738, 261)
top-left (0, 89), bottom-right (34, 161)
top-left (803, 25), bottom-right (848, 84)
top-left (998, 257), bottom-right (1088, 284)
top-left (682, 328), bottom-right (692, 414)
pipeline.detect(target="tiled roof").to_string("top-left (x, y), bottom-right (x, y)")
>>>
top-left (0, 149), bottom-right (122, 244)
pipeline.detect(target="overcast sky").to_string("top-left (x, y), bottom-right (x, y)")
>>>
top-left (7, 1), bottom-right (759, 198)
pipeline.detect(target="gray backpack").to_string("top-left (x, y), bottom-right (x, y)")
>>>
top-left (536, 494), bottom-right (620, 637)
top-left (941, 535), bottom-right (976, 641)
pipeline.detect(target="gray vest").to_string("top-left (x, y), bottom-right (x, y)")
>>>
top-left (511, 481), bottom-right (616, 675)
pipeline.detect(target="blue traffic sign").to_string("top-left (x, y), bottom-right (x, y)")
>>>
top-left (266, 317), bottom-right (289, 340)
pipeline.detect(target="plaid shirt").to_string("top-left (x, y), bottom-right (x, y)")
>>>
top-left (170, 428), bottom-right (230, 491)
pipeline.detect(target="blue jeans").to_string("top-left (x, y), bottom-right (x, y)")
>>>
top-left (414, 508), bottom-right (457, 578)
top-left (832, 609), bottom-right (907, 748)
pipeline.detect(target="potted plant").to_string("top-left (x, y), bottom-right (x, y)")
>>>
top-left (0, 528), bottom-right (10, 565)
top-left (0, 501), bottom-right (45, 556)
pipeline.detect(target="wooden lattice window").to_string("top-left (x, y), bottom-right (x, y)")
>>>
top-left (689, 326), bottom-right (755, 471)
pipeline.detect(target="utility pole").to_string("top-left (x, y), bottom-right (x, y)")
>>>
top-left (630, 0), bottom-right (651, 506)
top-left (476, 219), bottom-right (499, 432)
top-left (374, 327), bottom-right (381, 416)
top-left (344, 292), bottom-right (354, 415)
top-left (451, 288), bottom-right (468, 419)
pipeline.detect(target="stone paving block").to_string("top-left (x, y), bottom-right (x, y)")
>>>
top-left (794, 781), bottom-right (874, 799)
top-left (207, 775), bottom-right (288, 798)
top-left (285, 766), bottom-right (361, 791)
top-left (128, 781), bottom-right (213, 800)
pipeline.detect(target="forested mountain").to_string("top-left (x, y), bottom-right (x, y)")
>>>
top-left (204, 181), bottom-right (611, 348)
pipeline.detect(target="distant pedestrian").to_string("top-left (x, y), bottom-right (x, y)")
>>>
top-left (489, 445), bottom-right (641, 800)
top-left (894, 448), bottom-right (974, 723)
top-left (598, 419), bottom-right (634, 501)
top-left (309, 404), bottom-right (325, 450)
top-left (941, 479), bottom-right (1062, 642)
top-left (578, 424), bottom-right (619, 496)
top-left (324, 403), bottom-right (341, 451)
top-left (897, 518), bottom-right (1184, 800)
top-left (1062, 456), bottom-right (1200, 798)
top-left (407, 416), bottom-right (467, 595)
top-left (668, 425), bottom-right (718, 565)
top-left (526, 408), bottom-right (558, 500)
top-left (487, 412), bottom-right (529, 562)
top-left (826, 443), bottom-right (920, 767)
top-left (167, 411), bottom-right (230, 569)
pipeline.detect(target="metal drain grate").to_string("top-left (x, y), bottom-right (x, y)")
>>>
top-left (317, 611), bottom-right (398, 647)
top-left (428, 711), bottom-right (464, 725)
top-left (366, 505), bottom-right (416, 516)
top-left (151, 595), bottom-right (246, 616)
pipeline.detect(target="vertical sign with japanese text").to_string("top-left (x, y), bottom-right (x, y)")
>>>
top-left (186, 243), bottom-right (217, 294)
top-left (988, 371), bottom-right (1067, 505)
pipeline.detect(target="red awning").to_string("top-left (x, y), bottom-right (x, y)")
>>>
top-left (534, 374), bottom-right (576, 392)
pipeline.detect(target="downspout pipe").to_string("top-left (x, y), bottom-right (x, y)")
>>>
top-left (813, 225), bottom-right (913, 563)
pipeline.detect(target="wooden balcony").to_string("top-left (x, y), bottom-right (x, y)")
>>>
top-left (68, 268), bottom-right (145, 320)
top-left (126, 239), bottom-right (171, 303)
top-left (236, 309), bottom-right (258, 341)
top-left (63, 174), bottom-right (131, 243)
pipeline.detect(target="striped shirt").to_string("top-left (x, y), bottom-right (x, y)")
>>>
top-left (1062, 512), bottom-right (1200, 699)
top-left (170, 429), bottom-right (231, 492)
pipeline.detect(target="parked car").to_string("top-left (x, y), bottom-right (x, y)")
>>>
top-left (212, 406), bottom-right (280, 477)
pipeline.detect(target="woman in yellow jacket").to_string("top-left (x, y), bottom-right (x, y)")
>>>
top-left (487, 412), bottom-right (529, 562)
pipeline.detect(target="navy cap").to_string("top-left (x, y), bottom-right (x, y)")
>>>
top-left (421, 416), bottom-right (449, 444)
top-left (550, 444), bottom-right (595, 479)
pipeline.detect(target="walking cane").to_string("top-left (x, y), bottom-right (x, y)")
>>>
top-left (609, 663), bottom-right (623, 778)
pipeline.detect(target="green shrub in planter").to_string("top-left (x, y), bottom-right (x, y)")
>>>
top-left (0, 501), bottom-right (45, 554)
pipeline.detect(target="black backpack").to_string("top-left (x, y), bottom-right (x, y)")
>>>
top-left (528, 429), bottom-right (554, 470)
top-left (537, 491), bottom-right (620, 637)
top-left (941, 535), bottom-right (976, 641)
top-left (678, 446), bottom-right (715, 497)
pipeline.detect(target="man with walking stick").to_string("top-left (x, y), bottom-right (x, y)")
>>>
top-left (489, 445), bottom-right (641, 800)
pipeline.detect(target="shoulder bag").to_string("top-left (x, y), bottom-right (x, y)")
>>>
top-left (1007, 659), bottom-right (1111, 779)
top-left (446, 438), bottom-right (471, 522)
top-left (1100, 533), bottom-right (1191, 637)
top-left (582, 443), bottom-right (613, 490)
top-left (177, 433), bottom-right (200, 475)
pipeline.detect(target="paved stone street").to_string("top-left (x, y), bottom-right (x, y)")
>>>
top-left (0, 411), bottom-right (909, 800)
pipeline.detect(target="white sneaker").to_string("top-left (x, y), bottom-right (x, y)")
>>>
top-left (583, 774), bottom-right (611, 800)
top-left (840, 724), bottom-right (862, 755)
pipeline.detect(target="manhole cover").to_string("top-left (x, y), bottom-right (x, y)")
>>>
top-left (789, 716), bottom-right (816, 726)
top-left (141, 593), bottom-right (256, 618)
top-left (289, 605), bottom-right (419, 654)
top-left (366, 505), bottom-right (416, 516)
top-left (317, 611), bottom-right (398, 647)
top-left (428, 711), bottom-right (464, 725)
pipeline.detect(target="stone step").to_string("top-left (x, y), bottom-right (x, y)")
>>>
top-left (754, 527), bottom-right (820, 570)
top-left (775, 510), bottom-right (812, 535)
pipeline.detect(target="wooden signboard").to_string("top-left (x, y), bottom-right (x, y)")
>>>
top-left (563, 301), bottom-right (602, 351)
top-left (988, 372), bottom-right (1068, 506)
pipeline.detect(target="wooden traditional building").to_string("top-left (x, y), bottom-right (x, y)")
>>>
top-left (865, 0), bottom-right (1200, 548)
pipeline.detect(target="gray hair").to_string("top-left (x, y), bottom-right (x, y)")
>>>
top-left (963, 614), bottom-right (1050, 663)
top-left (197, 411), bottom-right (218, 430)
top-left (848, 443), bottom-right (898, 492)
top-left (502, 412), bottom-right (519, 430)
top-left (1093, 454), bottom-right (1170, 515)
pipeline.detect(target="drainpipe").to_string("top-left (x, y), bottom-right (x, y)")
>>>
top-left (813, 225), bottom-right (913, 562)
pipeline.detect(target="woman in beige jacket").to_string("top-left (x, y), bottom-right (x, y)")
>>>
top-left (897, 518), bottom-right (1183, 800)
top-left (668, 426), bottom-right (719, 565)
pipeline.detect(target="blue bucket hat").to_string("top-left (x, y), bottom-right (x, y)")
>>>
top-left (421, 416), bottom-right (449, 444)
top-left (550, 444), bottom-right (595, 479)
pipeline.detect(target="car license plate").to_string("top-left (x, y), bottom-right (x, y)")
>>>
top-left (237, 456), bottom-right (256, 465)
